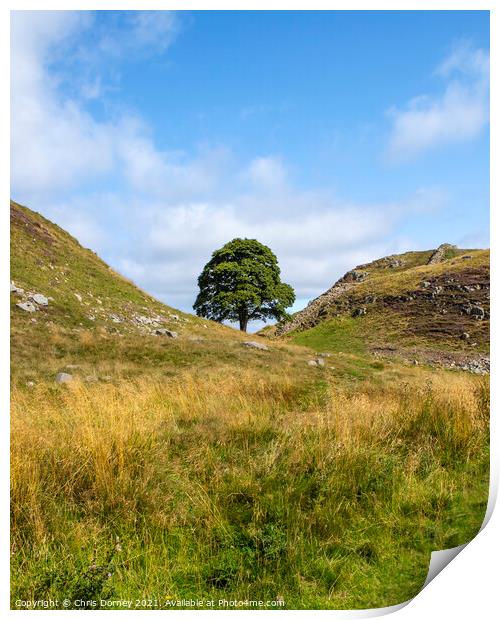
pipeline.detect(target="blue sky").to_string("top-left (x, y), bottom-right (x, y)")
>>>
top-left (11, 10), bottom-right (490, 326)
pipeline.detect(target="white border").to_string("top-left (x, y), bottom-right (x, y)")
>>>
top-left (2, 1), bottom-right (496, 617)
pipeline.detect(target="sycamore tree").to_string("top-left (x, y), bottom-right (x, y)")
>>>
top-left (193, 238), bottom-right (295, 332)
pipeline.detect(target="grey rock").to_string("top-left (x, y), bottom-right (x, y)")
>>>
top-left (154, 328), bottom-right (178, 338)
top-left (30, 293), bottom-right (49, 306)
top-left (352, 307), bottom-right (366, 317)
top-left (343, 270), bottom-right (368, 283)
top-left (134, 314), bottom-right (163, 327)
top-left (55, 372), bottom-right (73, 384)
top-left (243, 341), bottom-right (269, 351)
top-left (16, 301), bottom-right (37, 313)
top-left (466, 305), bottom-right (485, 320)
top-left (11, 281), bottom-right (23, 294)
top-left (427, 243), bottom-right (457, 265)
top-left (388, 259), bottom-right (404, 268)
top-left (308, 358), bottom-right (325, 367)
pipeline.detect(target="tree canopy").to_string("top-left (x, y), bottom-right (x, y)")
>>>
top-left (193, 238), bottom-right (295, 332)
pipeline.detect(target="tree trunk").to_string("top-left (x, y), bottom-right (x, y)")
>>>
top-left (239, 311), bottom-right (248, 332)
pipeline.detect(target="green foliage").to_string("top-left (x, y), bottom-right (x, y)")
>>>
top-left (193, 238), bottom-right (295, 331)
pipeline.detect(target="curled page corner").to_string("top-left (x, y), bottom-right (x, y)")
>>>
top-left (368, 480), bottom-right (498, 617)
top-left (422, 543), bottom-right (468, 589)
top-left (419, 474), bottom-right (497, 592)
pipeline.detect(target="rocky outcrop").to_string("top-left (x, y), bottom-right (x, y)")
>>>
top-left (276, 269), bottom-right (369, 336)
top-left (427, 243), bottom-right (457, 265)
top-left (11, 282), bottom-right (50, 312)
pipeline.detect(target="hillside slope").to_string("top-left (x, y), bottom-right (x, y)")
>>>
top-left (274, 244), bottom-right (489, 371)
top-left (10, 204), bottom-right (490, 609)
top-left (11, 200), bottom-right (208, 334)
top-left (11, 201), bottom-right (308, 384)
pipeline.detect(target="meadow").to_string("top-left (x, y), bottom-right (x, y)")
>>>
top-left (11, 364), bottom-right (489, 609)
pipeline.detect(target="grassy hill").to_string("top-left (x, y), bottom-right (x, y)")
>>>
top-left (10, 202), bottom-right (489, 610)
top-left (11, 200), bottom-right (313, 385)
top-left (272, 245), bottom-right (489, 371)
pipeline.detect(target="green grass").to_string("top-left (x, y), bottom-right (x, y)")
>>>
top-left (10, 201), bottom-right (490, 609)
top-left (11, 371), bottom-right (489, 609)
top-left (291, 316), bottom-right (366, 355)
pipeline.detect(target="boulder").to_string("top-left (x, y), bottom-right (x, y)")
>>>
top-left (55, 372), bottom-right (73, 384)
top-left (16, 301), bottom-right (37, 313)
top-left (154, 328), bottom-right (178, 338)
top-left (307, 358), bottom-right (325, 367)
top-left (243, 341), bottom-right (269, 351)
top-left (30, 293), bottom-right (49, 306)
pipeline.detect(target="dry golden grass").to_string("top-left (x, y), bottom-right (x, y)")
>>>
top-left (11, 368), bottom-right (489, 609)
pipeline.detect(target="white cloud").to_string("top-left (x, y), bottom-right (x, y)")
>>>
top-left (111, 186), bottom-right (445, 311)
top-left (10, 11), bottom-right (180, 194)
top-left (242, 157), bottom-right (287, 191)
top-left (128, 11), bottom-right (179, 52)
top-left (387, 43), bottom-right (489, 161)
top-left (10, 11), bottom-right (453, 318)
